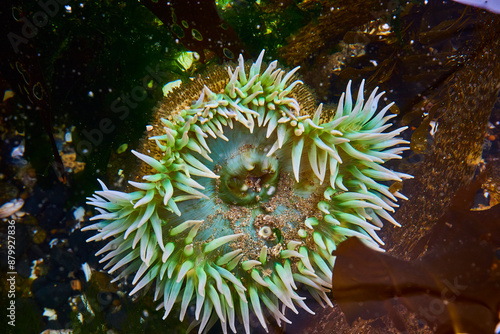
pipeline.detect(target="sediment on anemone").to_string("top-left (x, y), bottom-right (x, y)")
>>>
top-left (83, 50), bottom-right (412, 333)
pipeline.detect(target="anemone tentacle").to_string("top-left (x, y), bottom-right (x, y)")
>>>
top-left (84, 50), bottom-right (411, 333)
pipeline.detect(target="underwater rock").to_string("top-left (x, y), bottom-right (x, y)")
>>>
top-left (389, 13), bottom-right (500, 257)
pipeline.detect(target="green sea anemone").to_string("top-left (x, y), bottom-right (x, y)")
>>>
top-left (84, 50), bottom-right (411, 333)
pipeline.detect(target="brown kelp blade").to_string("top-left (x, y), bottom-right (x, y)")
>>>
top-left (332, 176), bottom-right (500, 333)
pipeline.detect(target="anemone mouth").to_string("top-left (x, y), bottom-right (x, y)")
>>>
top-left (217, 147), bottom-right (279, 206)
top-left (84, 50), bottom-right (412, 334)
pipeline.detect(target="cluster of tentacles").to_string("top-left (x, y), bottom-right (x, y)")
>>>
top-left (84, 50), bottom-right (411, 333)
